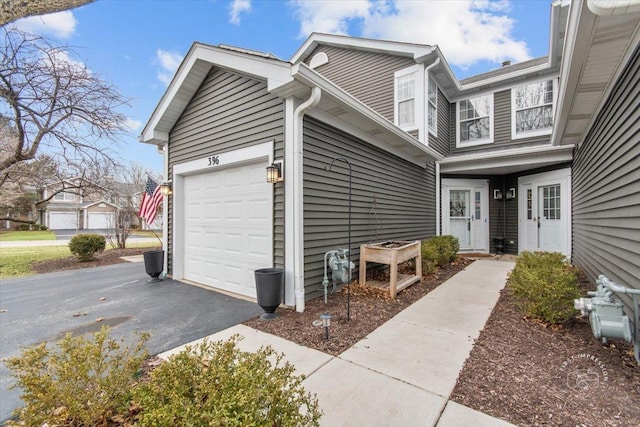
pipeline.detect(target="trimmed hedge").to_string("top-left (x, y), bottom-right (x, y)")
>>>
top-left (507, 251), bottom-right (580, 324)
top-left (69, 234), bottom-right (106, 261)
top-left (421, 235), bottom-right (460, 274)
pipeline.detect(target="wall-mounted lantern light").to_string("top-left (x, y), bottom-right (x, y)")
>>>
top-left (266, 161), bottom-right (283, 184)
top-left (159, 181), bottom-right (172, 196)
top-left (493, 189), bottom-right (503, 200)
top-left (506, 188), bottom-right (516, 199)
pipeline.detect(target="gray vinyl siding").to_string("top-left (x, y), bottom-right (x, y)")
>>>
top-left (450, 89), bottom-right (552, 154)
top-left (488, 175), bottom-right (519, 255)
top-left (303, 116), bottom-right (436, 300)
top-left (167, 68), bottom-right (285, 274)
top-left (306, 45), bottom-right (415, 122)
top-left (428, 88), bottom-right (450, 156)
top-left (572, 44), bottom-right (640, 299)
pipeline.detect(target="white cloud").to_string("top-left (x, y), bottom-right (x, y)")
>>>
top-left (13, 11), bottom-right (77, 39)
top-left (124, 117), bottom-right (142, 132)
top-left (229, 0), bottom-right (252, 25)
top-left (289, 0), bottom-right (530, 69)
top-left (155, 50), bottom-right (183, 86)
top-left (290, 0), bottom-right (370, 36)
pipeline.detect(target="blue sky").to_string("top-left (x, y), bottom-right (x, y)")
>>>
top-left (12, 0), bottom-right (555, 175)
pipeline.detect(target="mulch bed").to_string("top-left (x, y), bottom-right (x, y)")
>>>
top-left (450, 277), bottom-right (640, 426)
top-left (245, 258), bottom-right (472, 356)
top-left (31, 247), bottom-right (162, 274)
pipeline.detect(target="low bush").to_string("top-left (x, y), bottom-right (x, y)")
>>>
top-left (68, 233), bottom-right (106, 261)
top-left (18, 224), bottom-right (30, 231)
top-left (133, 336), bottom-right (321, 426)
top-left (507, 251), bottom-right (580, 324)
top-left (5, 326), bottom-right (149, 426)
top-left (422, 235), bottom-right (459, 271)
top-left (421, 243), bottom-right (439, 275)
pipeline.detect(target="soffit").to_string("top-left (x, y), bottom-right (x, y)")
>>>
top-left (554, 6), bottom-right (640, 146)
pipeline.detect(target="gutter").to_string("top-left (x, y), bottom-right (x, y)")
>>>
top-left (293, 87), bottom-right (322, 312)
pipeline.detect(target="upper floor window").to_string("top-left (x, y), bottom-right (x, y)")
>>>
top-left (457, 94), bottom-right (493, 147)
top-left (53, 191), bottom-right (75, 202)
top-left (512, 79), bottom-right (555, 138)
top-left (427, 77), bottom-right (437, 135)
top-left (396, 72), bottom-right (416, 127)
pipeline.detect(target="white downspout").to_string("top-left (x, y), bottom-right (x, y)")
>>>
top-left (435, 162), bottom-right (441, 236)
top-left (425, 58), bottom-right (441, 236)
top-left (293, 87), bottom-right (321, 312)
top-left (161, 143), bottom-right (169, 276)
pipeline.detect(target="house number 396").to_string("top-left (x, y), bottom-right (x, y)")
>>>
top-left (207, 155), bottom-right (220, 166)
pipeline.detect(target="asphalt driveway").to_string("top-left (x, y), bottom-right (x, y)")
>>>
top-left (0, 262), bottom-right (263, 422)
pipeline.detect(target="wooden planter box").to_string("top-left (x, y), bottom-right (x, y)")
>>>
top-left (359, 240), bottom-right (422, 298)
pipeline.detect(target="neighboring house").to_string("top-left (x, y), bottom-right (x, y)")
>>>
top-left (139, 0), bottom-right (640, 312)
top-left (40, 178), bottom-right (144, 230)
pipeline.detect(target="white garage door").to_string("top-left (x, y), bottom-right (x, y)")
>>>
top-left (49, 212), bottom-right (78, 230)
top-left (182, 160), bottom-right (272, 298)
top-left (88, 212), bottom-right (115, 229)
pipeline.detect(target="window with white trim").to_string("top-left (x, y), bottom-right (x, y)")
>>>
top-left (457, 94), bottom-right (493, 146)
top-left (53, 191), bottom-right (75, 202)
top-left (512, 79), bottom-right (555, 138)
top-left (396, 72), bottom-right (415, 127)
top-left (427, 76), bottom-right (437, 135)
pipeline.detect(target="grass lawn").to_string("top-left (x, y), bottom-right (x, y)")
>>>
top-left (0, 246), bottom-right (71, 279)
top-left (0, 241), bottom-right (159, 279)
top-left (131, 230), bottom-right (163, 238)
top-left (0, 230), bottom-right (56, 241)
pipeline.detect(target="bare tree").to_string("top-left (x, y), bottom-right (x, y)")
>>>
top-left (0, 27), bottom-right (129, 224)
top-left (1, 0), bottom-right (95, 26)
top-left (103, 162), bottom-right (160, 249)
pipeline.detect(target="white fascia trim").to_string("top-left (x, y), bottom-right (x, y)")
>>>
top-left (292, 63), bottom-right (443, 162)
top-left (440, 144), bottom-right (574, 173)
top-left (393, 64), bottom-right (424, 139)
top-left (171, 141), bottom-right (274, 281)
top-left (290, 32), bottom-right (434, 64)
top-left (455, 92), bottom-right (494, 148)
top-left (511, 77), bottom-right (558, 140)
top-left (141, 43), bottom-right (292, 144)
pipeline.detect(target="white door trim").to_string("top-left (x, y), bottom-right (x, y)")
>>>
top-left (172, 141), bottom-right (274, 282)
top-left (518, 168), bottom-right (571, 257)
top-left (441, 178), bottom-right (490, 253)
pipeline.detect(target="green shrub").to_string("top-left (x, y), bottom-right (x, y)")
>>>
top-left (38, 225), bottom-right (48, 231)
top-left (68, 233), bottom-right (106, 261)
top-left (507, 251), bottom-right (580, 324)
top-left (19, 224), bottom-right (30, 231)
top-left (421, 243), bottom-right (439, 275)
top-left (4, 326), bottom-right (149, 426)
top-left (133, 336), bottom-right (321, 426)
top-left (422, 235), bottom-right (459, 269)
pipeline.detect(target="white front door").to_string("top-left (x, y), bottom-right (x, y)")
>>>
top-left (442, 179), bottom-right (489, 252)
top-left (519, 169), bottom-right (571, 256)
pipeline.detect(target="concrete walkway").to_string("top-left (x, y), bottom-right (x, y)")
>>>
top-left (161, 259), bottom-right (517, 426)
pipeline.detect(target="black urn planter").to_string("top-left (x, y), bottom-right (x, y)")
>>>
top-left (143, 250), bottom-right (164, 282)
top-left (254, 268), bottom-right (284, 320)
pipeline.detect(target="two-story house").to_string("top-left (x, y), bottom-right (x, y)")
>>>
top-left (40, 178), bottom-right (146, 230)
top-left (139, 0), bottom-right (640, 313)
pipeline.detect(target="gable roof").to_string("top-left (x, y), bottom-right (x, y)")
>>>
top-left (290, 32), bottom-right (435, 65)
top-left (140, 41), bottom-right (442, 164)
top-left (139, 42), bottom-right (293, 145)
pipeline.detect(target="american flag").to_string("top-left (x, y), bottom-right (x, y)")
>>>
top-left (139, 177), bottom-right (163, 224)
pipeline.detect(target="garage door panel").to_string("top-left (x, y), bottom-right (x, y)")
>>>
top-left (183, 159), bottom-right (271, 298)
top-left (49, 212), bottom-right (78, 229)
